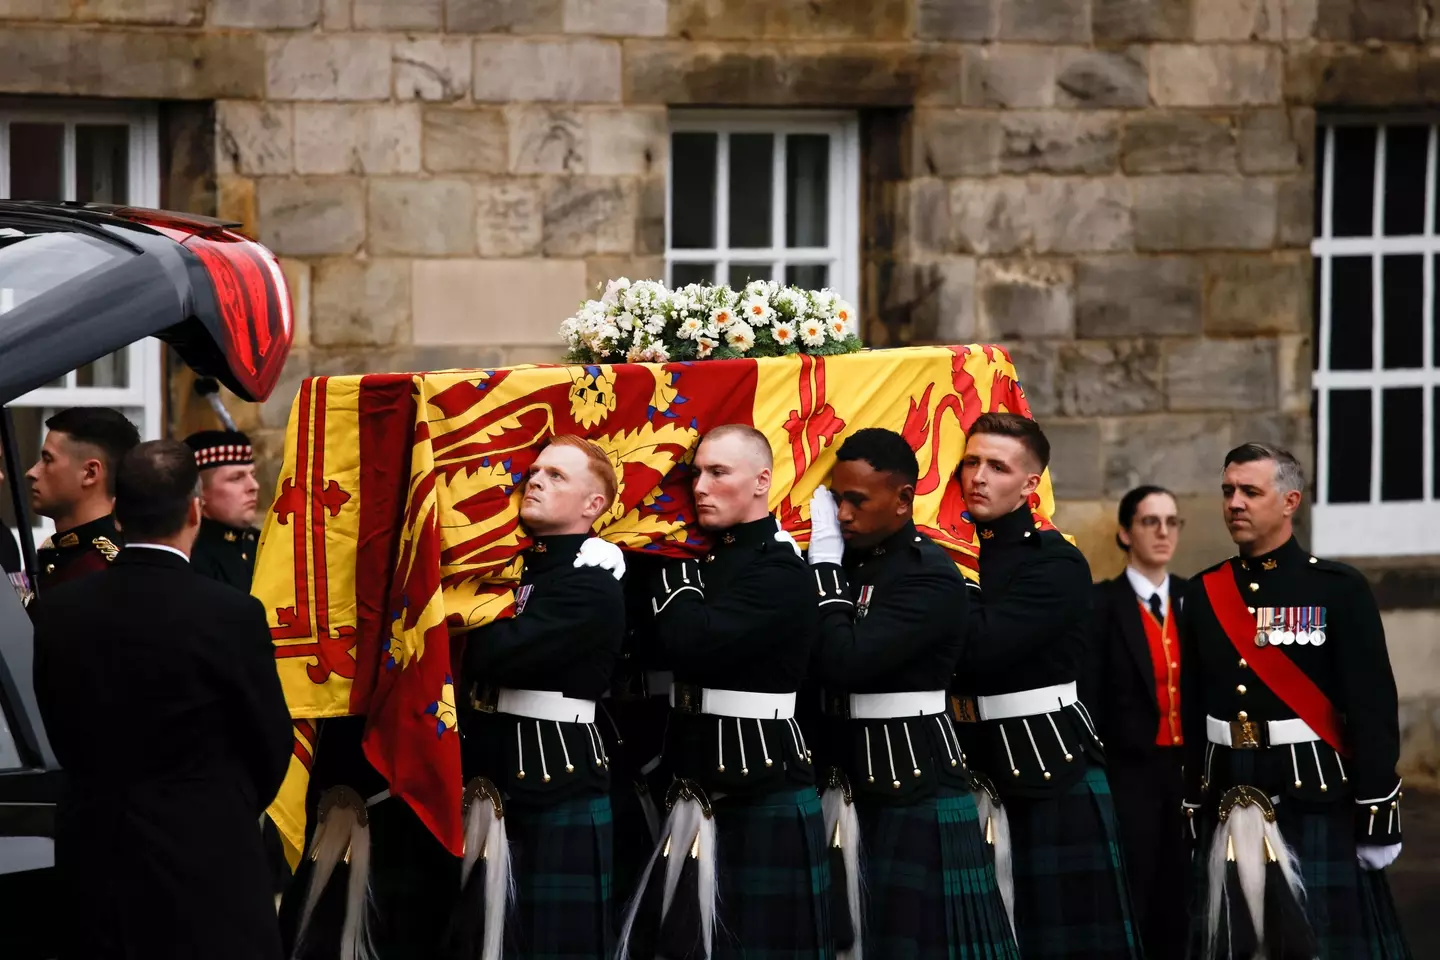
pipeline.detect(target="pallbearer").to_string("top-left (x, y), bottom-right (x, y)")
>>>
top-left (1180, 442), bottom-right (1411, 959)
top-left (184, 429), bottom-right (262, 590)
top-left (949, 412), bottom-right (1141, 960)
top-left (451, 434), bottom-right (627, 960)
top-left (617, 424), bottom-right (832, 960)
top-left (808, 428), bottom-right (1018, 958)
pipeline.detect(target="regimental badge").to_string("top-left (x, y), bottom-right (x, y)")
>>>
top-left (515, 584), bottom-right (534, 614)
top-left (979, 529), bottom-right (994, 540)
top-left (1261, 558), bottom-right (1278, 571)
top-left (224, 531), bottom-right (238, 542)
top-left (722, 532), bottom-right (736, 545)
top-left (856, 585), bottom-right (875, 619)
top-left (93, 537), bottom-right (120, 561)
top-left (57, 532), bottom-right (79, 548)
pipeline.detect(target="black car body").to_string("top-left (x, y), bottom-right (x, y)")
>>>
top-left (0, 201), bottom-right (293, 958)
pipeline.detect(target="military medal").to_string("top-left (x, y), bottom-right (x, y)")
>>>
top-left (1311, 606), bottom-right (1327, 646)
top-left (515, 584), bottom-right (534, 614)
top-left (1267, 607), bottom-right (1286, 648)
top-left (856, 585), bottom-right (874, 619)
top-left (1281, 607), bottom-right (1297, 646)
top-left (1254, 606), bottom-right (1270, 647)
top-left (1296, 607), bottom-right (1312, 646)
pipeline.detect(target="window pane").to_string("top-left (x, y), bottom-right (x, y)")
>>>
top-left (727, 262), bottom-right (772, 287)
top-left (1383, 125), bottom-right (1428, 237)
top-left (671, 133), bottom-right (717, 250)
top-left (1435, 256), bottom-right (1440, 368)
top-left (0, 407), bottom-right (44, 530)
top-left (785, 134), bottom-right (829, 248)
top-left (1434, 388), bottom-right (1440, 500)
top-left (1315, 125), bottom-right (1328, 236)
top-left (1312, 255), bottom-right (1322, 370)
top-left (1331, 125), bottom-right (1377, 238)
top-left (670, 262), bottom-right (714, 286)
top-left (728, 134), bottom-right (773, 249)
top-left (75, 124), bottom-right (129, 204)
top-left (785, 263), bottom-right (828, 289)
top-left (1381, 255), bottom-right (1423, 369)
top-left (76, 349), bottom-right (129, 388)
top-left (1329, 255), bottom-right (1373, 370)
top-left (1380, 387), bottom-right (1423, 502)
top-left (1327, 388), bottom-right (1372, 503)
top-left (8, 123), bottom-right (64, 200)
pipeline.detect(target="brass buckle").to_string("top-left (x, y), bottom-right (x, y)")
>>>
top-left (665, 777), bottom-right (714, 818)
top-left (468, 684), bottom-right (498, 713)
top-left (1217, 785), bottom-right (1277, 823)
top-left (462, 777), bottom-right (505, 820)
top-left (1230, 718), bottom-right (1262, 749)
top-left (951, 694), bottom-right (979, 724)
top-left (671, 681), bottom-right (702, 715)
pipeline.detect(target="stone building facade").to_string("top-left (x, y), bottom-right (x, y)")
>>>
top-left (1, 0), bottom-right (1439, 780)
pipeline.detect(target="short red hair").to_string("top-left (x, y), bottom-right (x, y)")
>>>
top-left (544, 434), bottom-right (618, 512)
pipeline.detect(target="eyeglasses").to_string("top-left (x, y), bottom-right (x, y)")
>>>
top-left (1136, 516), bottom-right (1185, 531)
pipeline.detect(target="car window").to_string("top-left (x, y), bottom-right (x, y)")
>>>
top-left (0, 581), bottom-right (29, 771)
top-left (0, 227), bottom-right (123, 315)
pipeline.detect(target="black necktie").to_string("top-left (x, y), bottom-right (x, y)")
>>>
top-left (1148, 593), bottom-right (1164, 622)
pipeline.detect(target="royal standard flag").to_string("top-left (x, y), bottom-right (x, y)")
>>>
top-left (253, 344), bottom-right (1060, 863)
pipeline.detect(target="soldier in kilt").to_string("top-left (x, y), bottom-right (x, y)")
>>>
top-left (616, 424), bottom-right (833, 959)
top-left (950, 413), bottom-right (1142, 960)
top-left (806, 428), bottom-right (1018, 958)
top-left (452, 435), bottom-right (628, 960)
top-left (1179, 442), bottom-right (1412, 959)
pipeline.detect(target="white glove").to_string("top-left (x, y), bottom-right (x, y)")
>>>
top-left (1357, 843), bottom-right (1401, 871)
top-left (807, 485), bottom-right (844, 566)
top-left (574, 537), bottom-right (625, 581)
top-left (774, 528), bottom-right (802, 558)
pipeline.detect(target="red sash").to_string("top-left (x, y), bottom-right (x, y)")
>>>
top-left (1201, 567), bottom-right (1348, 756)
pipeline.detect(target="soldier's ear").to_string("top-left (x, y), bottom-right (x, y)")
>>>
top-left (896, 483), bottom-right (915, 512)
top-left (1281, 488), bottom-right (1302, 517)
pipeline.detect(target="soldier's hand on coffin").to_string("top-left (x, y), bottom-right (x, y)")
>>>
top-left (1357, 842), bottom-right (1401, 870)
top-left (807, 485), bottom-right (844, 566)
top-left (575, 536), bottom-right (626, 580)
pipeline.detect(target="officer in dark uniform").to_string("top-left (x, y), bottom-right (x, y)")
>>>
top-left (617, 424), bottom-right (831, 960)
top-left (950, 412), bottom-right (1140, 960)
top-left (24, 406), bottom-right (139, 596)
top-left (807, 428), bottom-right (1017, 957)
top-left (184, 429), bottom-right (261, 590)
top-left (1179, 442), bottom-right (1410, 959)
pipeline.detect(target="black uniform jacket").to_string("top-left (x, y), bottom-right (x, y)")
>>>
top-left (461, 534), bottom-right (625, 806)
top-left (952, 504), bottom-right (1102, 799)
top-left (650, 514), bottom-right (817, 798)
top-left (1179, 537), bottom-right (1403, 844)
top-left (0, 516), bottom-right (19, 573)
top-left (1083, 572), bottom-right (1190, 762)
top-left (35, 512), bottom-right (121, 596)
top-left (30, 547), bottom-right (292, 960)
top-left (191, 517), bottom-right (259, 590)
top-left (812, 520), bottom-right (973, 806)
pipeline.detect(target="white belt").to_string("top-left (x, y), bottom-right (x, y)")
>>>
top-left (496, 688), bottom-right (597, 725)
top-left (670, 686), bottom-right (796, 720)
top-left (977, 681), bottom-right (1078, 722)
top-left (849, 690), bottom-right (948, 720)
top-left (1207, 715), bottom-right (1320, 748)
top-left (645, 670), bottom-right (674, 697)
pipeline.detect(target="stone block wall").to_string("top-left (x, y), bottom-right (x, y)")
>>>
top-left (0, 0), bottom-right (1434, 573)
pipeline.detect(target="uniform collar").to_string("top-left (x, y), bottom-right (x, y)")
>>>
top-left (199, 516), bottom-right (255, 543)
top-left (1235, 536), bottom-right (1307, 573)
top-left (975, 503), bottom-right (1037, 546)
top-left (126, 543), bottom-right (191, 563)
top-left (523, 533), bottom-right (588, 573)
top-left (1125, 566), bottom-right (1170, 611)
top-left (48, 512), bottom-right (120, 550)
top-left (849, 519), bottom-right (920, 561)
top-left (710, 514), bottom-right (778, 551)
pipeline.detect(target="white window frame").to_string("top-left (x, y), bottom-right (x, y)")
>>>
top-left (666, 110), bottom-right (861, 330)
top-left (1312, 119), bottom-right (1440, 557)
top-left (0, 100), bottom-right (164, 544)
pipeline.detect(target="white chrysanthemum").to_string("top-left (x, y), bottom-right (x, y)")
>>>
top-left (710, 306), bottom-right (737, 330)
top-left (726, 321), bottom-right (756, 354)
top-left (800, 318), bottom-right (827, 347)
top-left (772, 321), bottom-right (797, 348)
top-left (678, 315), bottom-right (704, 339)
top-left (832, 299), bottom-right (854, 328)
top-left (744, 280), bottom-right (770, 300)
top-left (740, 296), bottom-right (772, 326)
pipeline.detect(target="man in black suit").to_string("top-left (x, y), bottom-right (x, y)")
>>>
top-left (1084, 485), bottom-right (1189, 960)
top-left (31, 439), bottom-right (292, 960)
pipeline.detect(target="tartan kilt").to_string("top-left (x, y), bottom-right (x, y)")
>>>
top-left (365, 795), bottom-right (461, 960)
top-left (505, 794), bottom-right (616, 960)
top-left (1007, 766), bottom-right (1142, 959)
top-left (609, 775), bottom-right (659, 920)
top-left (1187, 802), bottom-right (1413, 960)
top-left (711, 787), bottom-right (835, 960)
top-left (856, 787), bottom-right (1020, 959)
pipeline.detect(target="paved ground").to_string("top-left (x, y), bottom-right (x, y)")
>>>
top-left (1385, 789), bottom-right (1440, 955)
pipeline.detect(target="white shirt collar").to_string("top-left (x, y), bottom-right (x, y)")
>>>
top-left (1125, 566), bottom-right (1169, 616)
top-left (126, 543), bottom-right (191, 563)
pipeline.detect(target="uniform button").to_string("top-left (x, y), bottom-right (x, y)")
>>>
top-left (44, 564), bottom-right (55, 574)
top-left (1169, 685), bottom-right (1176, 694)
top-left (1248, 583), bottom-right (1260, 593)
top-left (1172, 735), bottom-right (1181, 744)
top-left (1238, 658), bottom-right (1248, 669)
top-left (1236, 684), bottom-right (1247, 695)
top-left (1170, 662), bottom-right (1179, 670)
top-left (1237, 711), bottom-right (1248, 721)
